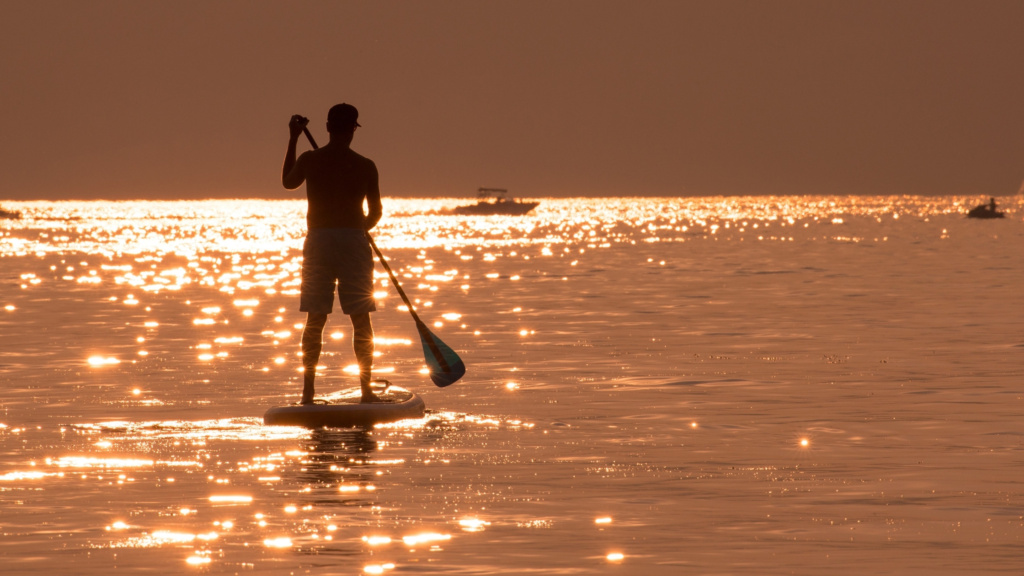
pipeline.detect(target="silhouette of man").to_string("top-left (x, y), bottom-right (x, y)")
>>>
top-left (282, 103), bottom-right (382, 404)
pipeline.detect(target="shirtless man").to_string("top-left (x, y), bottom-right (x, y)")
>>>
top-left (282, 103), bottom-right (383, 404)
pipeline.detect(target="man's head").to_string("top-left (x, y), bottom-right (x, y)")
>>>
top-left (327, 103), bottom-right (360, 134)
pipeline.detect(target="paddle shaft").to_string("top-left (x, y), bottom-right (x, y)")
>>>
top-left (365, 236), bottom-right (453, 372)
top-left (299, 126), bottom-right (453, 372)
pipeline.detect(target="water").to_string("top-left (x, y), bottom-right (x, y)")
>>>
top-left (0, 196), bottom-right (1021, 575)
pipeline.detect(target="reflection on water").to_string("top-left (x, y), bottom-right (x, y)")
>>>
top-left (0, 197), bottom-right (1022, 574)
top-left (0, 410), bottom-right (533, 573)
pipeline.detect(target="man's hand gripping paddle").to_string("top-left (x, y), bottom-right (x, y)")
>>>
top-left (301, 125), bottom-right (466, 387)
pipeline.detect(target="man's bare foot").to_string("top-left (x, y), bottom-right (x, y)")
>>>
top-left (299, 395), bottom-right (315, 405)
top-left (360, 390), bottom-right (382, 403)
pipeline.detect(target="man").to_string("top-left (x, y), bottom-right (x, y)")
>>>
top-left (282, 103), bottom-right (383, 404)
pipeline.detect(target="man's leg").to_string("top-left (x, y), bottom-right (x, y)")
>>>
top-left (350, 312), bottom-right (377, 402)
top-left (300, 312), bottom-right (329, 404)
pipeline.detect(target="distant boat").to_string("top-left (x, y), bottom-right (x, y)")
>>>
top-left (0, 205), bottom-right (21, 220)
top-left (967, 198), bottom-right (1005, 219)
top-left (452, 188), bottom-right (539, 216)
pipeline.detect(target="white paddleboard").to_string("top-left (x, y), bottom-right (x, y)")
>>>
top-left (264, 386), bottom-right (425, 428)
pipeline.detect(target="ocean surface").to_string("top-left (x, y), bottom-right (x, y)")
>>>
top-left (0, 196), bottom-right (1021, 575)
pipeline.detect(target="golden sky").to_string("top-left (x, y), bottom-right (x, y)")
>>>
top-left (2, 0), bottom-right (1023, 199)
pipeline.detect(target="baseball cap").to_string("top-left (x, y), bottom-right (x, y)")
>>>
top-left (327, 103), bottom-right (361, 128)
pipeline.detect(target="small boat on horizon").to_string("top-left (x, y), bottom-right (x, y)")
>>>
top-left (967, 197), bottom-right (1005, 219)
top-left (0, 205), bottom-right (21, 220)
top-left (452, 188), bottom-right (539, 216)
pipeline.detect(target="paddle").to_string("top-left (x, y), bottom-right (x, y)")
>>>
top-left (300, 124), bottom-right (466, 387)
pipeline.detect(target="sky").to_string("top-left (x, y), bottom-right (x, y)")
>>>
top-left (2, 0), bottom-right (1024, 200)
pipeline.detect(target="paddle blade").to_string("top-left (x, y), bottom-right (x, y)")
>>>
top-left (418, 325), bottom-right (466, 387)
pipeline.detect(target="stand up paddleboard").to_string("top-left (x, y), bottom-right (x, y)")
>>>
top-left (264, 385), bottom-right (425, 428)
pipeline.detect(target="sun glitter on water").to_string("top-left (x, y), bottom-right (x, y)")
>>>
top-left (2, 195), bottom-right (1016, 575)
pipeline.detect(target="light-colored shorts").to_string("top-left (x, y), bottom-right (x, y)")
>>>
top-left (300, 228), bottom-right (376, 315)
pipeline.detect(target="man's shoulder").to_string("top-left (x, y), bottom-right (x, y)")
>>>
top-left (307, 147), bottom-right (373, 164)
top-left (350, 150), bottom-right (377, 174)
top-left (350, 150), bottom-right (375, 165)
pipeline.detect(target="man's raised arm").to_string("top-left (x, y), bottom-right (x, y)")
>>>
top-left (282, 115), bottom-right (308, 189)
